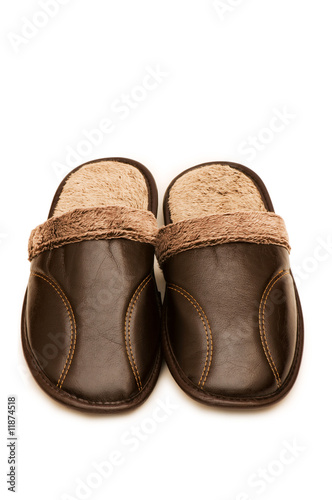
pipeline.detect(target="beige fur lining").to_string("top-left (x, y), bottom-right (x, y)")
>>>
top-left (156, 211), bottom-right (290, 265)
top-left (168, 164), bottom-right (266, 223)
top-left (53, 160), bottom-right (149, 216)
top-left (29, 206), bottom-right (158, 261)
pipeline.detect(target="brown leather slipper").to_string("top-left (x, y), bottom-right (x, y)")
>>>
top-left (156, 161), bottom-right (304, 408)
top-left (22, 158), bottom-right (162, 413)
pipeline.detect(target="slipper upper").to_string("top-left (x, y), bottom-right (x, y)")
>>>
top-left (22, 159), bottom-right (161, 412)
top-left (157, 162), bottom-right (303, 407)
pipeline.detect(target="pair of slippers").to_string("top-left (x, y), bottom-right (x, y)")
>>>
top-left (22, 158), bottom-right (304, 412)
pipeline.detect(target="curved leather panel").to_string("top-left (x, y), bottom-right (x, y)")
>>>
top-left (166, 284), bottom-right (213, 388)
top-left (26, 273), bottom-right (75, 386)
top-left (259, 270), bottom-right (297, 387)
top-left (125, 275), bottom-right (161, 390)
top-left (163, 242), bottom-right (298, 398)
top-left (25, 238), bottom-right (161, 403)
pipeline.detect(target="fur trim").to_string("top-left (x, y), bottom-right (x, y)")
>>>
top-left (168, 163), bottom-right (266, 222)
top-left (29, 206), bottom-right (158, 261)
top-left (53, 160), bottom-right (149, 217)
top-left (156, 211), bottom-right (290, 265)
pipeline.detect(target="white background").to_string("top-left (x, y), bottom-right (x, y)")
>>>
top-left (1, 1), bottom-right (331, 498)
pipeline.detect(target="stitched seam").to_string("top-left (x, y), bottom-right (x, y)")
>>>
top-left (31, 273), bottom-right (76, 388)
top-left (262, 272), bottom-right (289, 386)
top-left (168, 287), bottom-right (209, 386)
top-left (259, 270), bottom-right (285, 386)
top-left (169, 285), bottom-right (213, 387)
top-left (31, 272), bottom-right (77, 389)
top-left (261, 271), bottom-right (287, 385)
top-left (127, 276), bottom-right (152, 391)
top-left (40, 274), bottom-right (77, 388)
top-left (168, 284), bottom-right (213, 388)
top-left (259, 270), bottom-right (290, 387)
top-left (125, 275), bottom-right (152, 391)
top-left (171, 284), bottom-right (213, 386)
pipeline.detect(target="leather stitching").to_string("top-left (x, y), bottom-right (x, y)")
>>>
top-left (125, 275), bottom-right (152, 391)
top-left (259, 269), bottom-right (290, 388)
top-left (31, 272), bottom-right (77, 389)
top-left (168, 284), bottom-right (213, 388)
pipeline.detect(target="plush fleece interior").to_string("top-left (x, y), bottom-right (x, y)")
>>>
top-left (53, 160), bottom-right (149, 217)
top-left (168, 164), bottom-right (267, 223)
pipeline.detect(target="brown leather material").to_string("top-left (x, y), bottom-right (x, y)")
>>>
top-left (159, 162), bottom-right (304, 408)
top-left (21, 158), bottom-right (162, 413)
